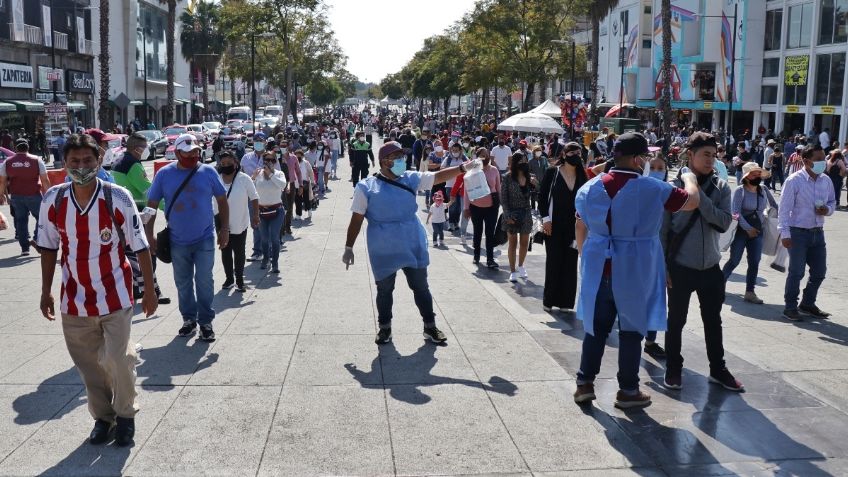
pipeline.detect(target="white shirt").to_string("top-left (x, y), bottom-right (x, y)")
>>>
top-left (299, 159), bottom-right (313, 184)
top-left (440, 154), bottom-right (465, 187)
top-left (330, 137), bottom-right (341, 151)
top-left (429, 202), bottom-right (448, 223)
top-left (253, 169), bottom-right (287, 205)
top-left (819, 131), bottom-right (831, 149)
top-left (351, 171), bottom-right (436, 215)
top-left (304, 149), bottom-right (320, 166)
top-left (217, 172), bottom-right (258, 234)
top-left (491, 145), bottom-right (511, 171)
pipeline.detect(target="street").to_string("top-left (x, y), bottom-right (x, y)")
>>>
top-left (1, 138), bottom-right (848, 476)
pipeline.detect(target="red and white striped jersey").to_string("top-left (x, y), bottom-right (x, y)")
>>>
top-left (37, 181), bottom-right (149, 317)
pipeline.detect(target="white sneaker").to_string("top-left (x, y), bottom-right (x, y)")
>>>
top-left (509, 272), bottom-right (518, 283)
top-left (307, 211), bottom-right (312, 219)
top-left (296, 215), bottom-right (302, 221)
top-left (438, 241), bottom-right (444, 247)
top-left (517, 266), bottom-right (528, 279)
top-left (460, 237), bottom-right (467, 245)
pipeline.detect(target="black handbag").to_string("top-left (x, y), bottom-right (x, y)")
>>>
top-left (494, 213), bottom-right (508, 246)
top-left (156, 165), bottom-right (199, 263)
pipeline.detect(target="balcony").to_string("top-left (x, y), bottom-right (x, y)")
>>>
top-left (53, 31), bottom-right (68, 50)
top-left (8, 23), bottom-right (42, 45)
top-left (80, 39), bottom-right (95, 56)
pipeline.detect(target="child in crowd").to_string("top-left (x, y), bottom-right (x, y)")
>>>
top-left (426, 191), bottom-right (449, 247)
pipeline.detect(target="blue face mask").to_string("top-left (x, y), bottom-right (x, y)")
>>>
top-left (649, 171), bottom-right (666, 181)
top-left (390, 158), bottom-right (407, 176)
top-left (254, 142), bottom-right (265, 152)
top-left (811, 161), bottom-right (826, 175)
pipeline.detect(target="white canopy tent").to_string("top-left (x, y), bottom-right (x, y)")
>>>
top-left (530, 99), bottom-right (563, 118)
top-left (496, 111), bottom-right (565, 134)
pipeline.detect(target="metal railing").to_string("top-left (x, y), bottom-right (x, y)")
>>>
top-left (81, 39), bottom-right (94, 56)
top-left (53, 31), bottom-right (68, 50)
top-left (8, 23), bottom-right (42, 45)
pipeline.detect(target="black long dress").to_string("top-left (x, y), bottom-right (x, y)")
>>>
top-left (538, 166), bottom-right (580, 309)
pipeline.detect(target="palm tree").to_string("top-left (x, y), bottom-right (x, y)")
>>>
top-left (159, 0), bottom-right (178, 125)
top-left (660, 0), bottom-right (672, 139)
top-left (97, 0), bottom-right (110, 128)
top-left (589, 0), bottom-right (619, 128)
top-left (180, 1), bottom-right (226, 120)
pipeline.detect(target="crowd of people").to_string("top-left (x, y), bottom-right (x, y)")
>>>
top-left (0, 105), bottom-right (841, 445)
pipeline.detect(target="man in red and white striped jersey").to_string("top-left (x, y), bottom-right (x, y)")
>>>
top-left (37, 134), bottom-right (157, 447)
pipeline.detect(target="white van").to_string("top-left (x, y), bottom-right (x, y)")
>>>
top-left (263, 105), bottom-right (282, 117)
top-left (227, 106), bottom-right (252, 121)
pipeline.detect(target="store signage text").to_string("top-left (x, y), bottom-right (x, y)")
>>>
top-left (784, 56), bottom-right (809, 86)
top-left (67, 70), bottom-right (95, 93)
top-left (0, 62), bottom-right (33, 88)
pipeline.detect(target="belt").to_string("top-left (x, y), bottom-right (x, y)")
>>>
top-left (790, 226), bottom-right (823, 232)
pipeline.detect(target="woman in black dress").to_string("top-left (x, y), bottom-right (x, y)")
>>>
top-left (538, 142), bottom-right (587, 312)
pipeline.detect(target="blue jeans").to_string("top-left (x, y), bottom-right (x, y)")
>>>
top-left (576, 277), bottom-right (644, 392)
top-left (170, 236), bottom-right (216, 326)
top-left (259, 205), bottom-right (285, 268)
top-left (330, 150), bottom-right (339, 176)
top-left (248, 201), bottom-right (261, 256)
top-left (317, 166), bottom-right (325, 193)
top-left (11, 194), bottom-right (41, 252)
top-left (375, 267), bottom-right (436, 329)
top-left (432, 222), bottom-right (445, 242)
top-left (784, 227), bottom-right (827, 311)
top-left (722, 228), bottom-right (764, 292)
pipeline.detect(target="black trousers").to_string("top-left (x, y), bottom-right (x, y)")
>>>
top-left (221, 230), bottom-right (247, 281)
top-left (665, 263), bottom-right (727, 374)
top-left (284, 188), bottom-right (295, 232)
top-left (470, 204), bottom-right (498, 262)
top-left (351, 158), bottom-right (369, 184)
top-left (543, 235), bottom-right (578, 309)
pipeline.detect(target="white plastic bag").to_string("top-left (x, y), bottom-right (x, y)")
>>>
top-left (762, 208), bottom-right (780, 256)
top-left (770, 242), bottom-right (788, 273)
top-left (719, 225), bottom-right (735, 253)
top-left (463, 166), bottom-right (491, 201)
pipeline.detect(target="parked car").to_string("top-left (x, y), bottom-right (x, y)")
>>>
top-left (137, 129), bottom-right (168, 158)
top-left (100, 135), bottom-right (128, 169)
top-left (164, 141), bottom-right (213, 163)
top-left (202, 121), bottom-right (223, 138)
top-left (162, 124), bottom-right (188, 145)
top-left (220, 125), bottom-right (245, 149)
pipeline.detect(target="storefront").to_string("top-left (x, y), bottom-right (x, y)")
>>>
top-left (0, 61), bottom-right (37, 134)
top-left (66, 69), bottom-right (95, 128)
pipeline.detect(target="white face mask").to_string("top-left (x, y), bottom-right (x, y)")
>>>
top-left (140, 147), bottom-right (150, 161)
top-left (534, 151), bottom-right (541, 158)
top-left (452, 151), bottom-right (461, 158)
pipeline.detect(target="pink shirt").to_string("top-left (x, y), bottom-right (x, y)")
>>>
top-left (463, 165), bottom-right (501, 209)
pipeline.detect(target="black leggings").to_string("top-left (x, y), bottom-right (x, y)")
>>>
top-left (470, 204), bottom-right (498, 262)
top-left (221, 230), bottom-right (247, 281)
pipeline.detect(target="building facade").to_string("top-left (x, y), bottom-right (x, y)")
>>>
top-left (0, 0), bottom-right (96, 134)
top-left (595, 0), bottom-right (848, 142)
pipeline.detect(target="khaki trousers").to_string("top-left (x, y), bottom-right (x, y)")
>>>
top-left (62, 307), bottom-right (138, 422)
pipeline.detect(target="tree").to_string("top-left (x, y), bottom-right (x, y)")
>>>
top-left (379, 73), bottom-right (405, 100)
top-left (589, 0), bottom-right (619, 127)
top-left (97, 0), bottom-right (110, 128)
top-left (158, 0), bottom-right (178, 125)
top-left (180, 1), bottom-right (226, 118)
top-left (306, 76), bottom-right (344, 106)
top-left (660, 0), bottom-right (673, 138)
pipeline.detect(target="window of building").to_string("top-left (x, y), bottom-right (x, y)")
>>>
top-left (761, 85), bottom-right (778, 104)
top-left (815, 52), bottom-right (846, 105)
top-left (764, 9), bottom-right (782, 50)
top-left (784, 84), bottom-right (807, 105)
top-left (819, 0), bottom-right (848, 45)
top-left (763, 58), bottom-right (780, 77)
top-left (786, 3), bottom-right (813, 49)
top-left (136, 3), bottom-right (168, 82)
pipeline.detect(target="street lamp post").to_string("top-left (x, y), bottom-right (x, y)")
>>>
top-left (137, 27), bottom-right (148, 127)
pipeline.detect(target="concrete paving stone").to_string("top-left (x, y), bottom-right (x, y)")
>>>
top-left (0, 311), bottom-right (66, 335)
top-left (771, 457), bottom-right (848, 476)
top-left (0, 340), bottom-right (81, 385)
top-left (731, 345), bottom-right (838, 372)
top-left (488, 380), bottom-right (652, 472)
top-left (286, 334), bottom-right (382, 386)
top-left (126, 385), bottom-right (277, 476)
top-left (534, 468), bottom-right (665, 476)
top-left (188, 334), bottom-right (295, 386)
top-left (0, 334), bottom-right (64, 379)
top-left (379, 333), bottom-right (478, 386)
top-left (0, 384), bottom-right (180, 477)
top-left (457, 332), bottom-right (572, 382)
top-left (0, 384), bottom-right (82, 462)
top-left (257, 384), bottom-right (394, 477)
top-left (134, 333), bottom-right (220, 387)
top-left (529, 330), bottom-right (585, 354)
top-left (659, 461), bottom-right (782, 476)
top-left (300, 298), bottom-right (376, 335)
top-left (781, 370), bottom-right (848, 415)
top-left (223, 299), bottom-right (306, 335)
top-left (386, 383), bottom-right (528, 476)
top-left (436, 299), bottom-right (525, 333)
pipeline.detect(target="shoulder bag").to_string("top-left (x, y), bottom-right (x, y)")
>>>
top-left (156, 166), bottom-right (199, 263)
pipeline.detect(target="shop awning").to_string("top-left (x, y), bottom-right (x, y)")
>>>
top-left (213, 99), bottom-right (232, 106)
top-left (175, 99), bottom-right (191, 105)
top-left (67, 101), bottom-right (87, 111)
top-left (9, 100), bottom-right (45, 112)
top-left (193, 102), bottom-right (205, 109)
top-left (0, 101), bottom-right (16, 112)
top-left (140, 78), bottom-right (184, 88)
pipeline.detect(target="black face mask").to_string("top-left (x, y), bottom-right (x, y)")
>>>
top-left (498, 142), bottom-right (505, 147)
top-left (564, 154), bottom-right (582, 167)
top-left (748, 178), bottom-right (762, 186)
top-left (217, 165), bottom-right (235, 175)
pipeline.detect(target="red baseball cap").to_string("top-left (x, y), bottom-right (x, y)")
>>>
top-left (84, 128), bottom-right (119, 144)
top-left (519, 139), bottom-right (528, 146)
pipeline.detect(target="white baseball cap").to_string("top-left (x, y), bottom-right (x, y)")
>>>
top-left (174, 133), bottom-right (201, 152)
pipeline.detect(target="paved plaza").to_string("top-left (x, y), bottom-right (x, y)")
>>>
top-left (2, 144), bottom-right (848, 476)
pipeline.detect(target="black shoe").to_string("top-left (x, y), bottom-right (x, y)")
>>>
top-left (782, 309), bottom-right (803, 321)
top-left (473, 257), bottom-right (480, 265)
top-left (89, 419), bottom-right (113, 445)
top-left (260, 261), bottom-right (268, 270)
top-left (799, 304), bottom-right (831, 319)
top-left (708, 368), bottom-right (744, 392)
top-left (157, 296), bottom-right (171, 305)
top-left (486, 260), bottom-right (499, 269)
top-left (114, 417), bottom-right (135, 447)
top-left (247, 254), bottom-right (262, 262)
top-left (423, 326), bottom-right (448, 344)
top-left (644, 342), bottom-right (666, 359)
top-left (271, 267), bottom-right (280, 274)
top-left (178, 320), bottom-right (197, 337)
top-left (236, 280), bottom-right (247, 292)
top-left (199, 324), bottom-right (215, 342)
top-left (222, 278), bottom-right (235, 290)
top-left (375, 328), bottom-right (392, 345)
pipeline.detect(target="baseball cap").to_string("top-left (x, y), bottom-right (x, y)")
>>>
top-left (612, 132), bottom-right (649, 157)
top-left (378, 141), bottom-right (404, 161)
top-left (685, 131), bottom-right (717, 150)
top-left (174, 133), bottom-right (201, 152)
top-left (84, 128), bottom-right (119, 144)
top-left (518, 139), bottom-right (528, 146)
